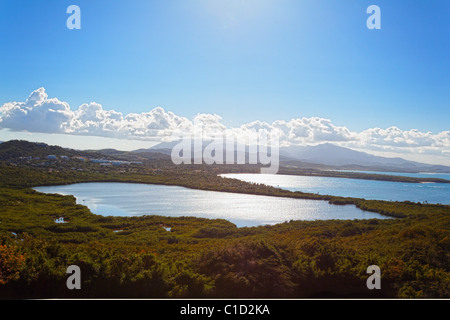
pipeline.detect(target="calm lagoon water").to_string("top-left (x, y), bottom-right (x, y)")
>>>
top-left (34, 182), bottom-right (391, 228)
top-left (221, 173), bottom-right (450, 205)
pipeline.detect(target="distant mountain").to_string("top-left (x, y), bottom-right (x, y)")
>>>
top-left (143, 140), bottom-right (265, 163)
top-left (144, 141), bottom-right (450, 173)
top-left (280, 143), bottom-right (450, 173)
top-left (280, 143), bottom-right (406, 166)
top-left (133, 141), bottom-right (177, 156)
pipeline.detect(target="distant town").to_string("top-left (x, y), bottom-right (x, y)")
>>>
top-left (16, 154), bottom-right (143, 167)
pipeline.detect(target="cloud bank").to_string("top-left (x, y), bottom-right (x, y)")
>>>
top-left (1, 88), bottom-right (449, 164)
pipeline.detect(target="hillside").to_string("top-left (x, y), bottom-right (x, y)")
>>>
top-left (0, 140), bottom-right (170, 163)
top-left (0, 140), bottom-right (86, 161)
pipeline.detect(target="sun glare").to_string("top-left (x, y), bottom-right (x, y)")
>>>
top-left (200, 0), bottom-right (272, 30)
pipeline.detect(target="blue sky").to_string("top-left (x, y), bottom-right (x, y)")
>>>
top-left (0, 1), bottom-right (449, 164)
top-left (0, 0), bottom-right (448, 130)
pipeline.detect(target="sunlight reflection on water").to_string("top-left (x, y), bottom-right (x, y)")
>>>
top-left (35, 182), bottom-right (391, 228)
top-left (221, 174), bottom-right (450, 205)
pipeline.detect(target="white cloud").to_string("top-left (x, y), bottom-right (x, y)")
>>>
top-left (359, 127), bottom-right (437, 148)
top-left (0, 88), bottom-right (72, 134)
top-left (0, 87), bottom-right (449, 165)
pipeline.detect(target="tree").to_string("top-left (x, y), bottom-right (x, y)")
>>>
top-left (0, 244), bottom-right (25, 285)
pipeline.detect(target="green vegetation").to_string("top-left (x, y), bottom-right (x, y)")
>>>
top-left (0, 140), bottom-right (449, 298)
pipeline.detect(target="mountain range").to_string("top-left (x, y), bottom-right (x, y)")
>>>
top-left (143, 140), bottom-right (450, 173)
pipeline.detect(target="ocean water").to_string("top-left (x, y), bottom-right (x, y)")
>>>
top-left (34, 182), bottom-right (391, 228)
top-left (334, 170), bottom-right (450, 181)
top-left (221, 173), bottom-right (450, 205)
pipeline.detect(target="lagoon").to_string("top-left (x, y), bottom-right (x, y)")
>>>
top-left (34, 182), bottom-right (391, 228)
top-left (221, 173), bottom-right (450, 205)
